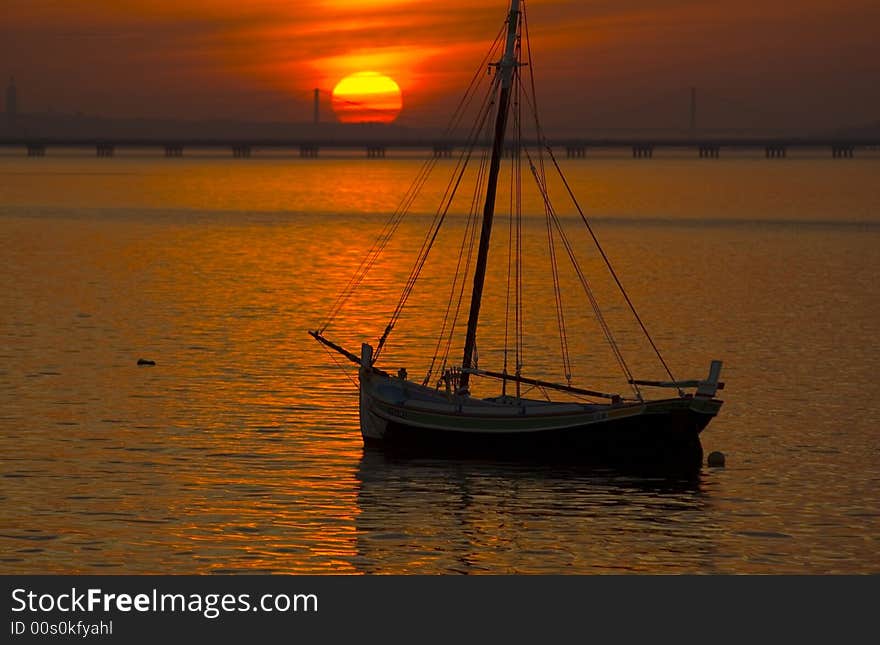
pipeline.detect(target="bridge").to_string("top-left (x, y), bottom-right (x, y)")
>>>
top-left (1, 137), bottom-right (878, 159)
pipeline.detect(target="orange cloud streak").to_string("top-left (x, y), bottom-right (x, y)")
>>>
top-left (1, 0), bottom-right (878, 129)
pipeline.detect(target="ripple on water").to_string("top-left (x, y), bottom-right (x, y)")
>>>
top-left (1, 158), bottom-right (879, 573)
top-left (0, 533), bottom-right (60, 542)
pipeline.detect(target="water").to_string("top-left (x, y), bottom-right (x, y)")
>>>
top-left (1, 152), bottom-right (879, 573)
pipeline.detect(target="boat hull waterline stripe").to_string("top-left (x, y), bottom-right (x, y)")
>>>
top-left (359, 367), bottom-right (721, 437)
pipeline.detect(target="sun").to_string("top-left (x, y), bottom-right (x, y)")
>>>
top-left (331, 71), bottom-right (402, 124)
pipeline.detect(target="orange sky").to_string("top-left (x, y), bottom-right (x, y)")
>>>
top-left (2, 0), bottom-right (879, 131)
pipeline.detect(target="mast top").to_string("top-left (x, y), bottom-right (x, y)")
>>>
top-left (499, 0), bottom-right (521, 90)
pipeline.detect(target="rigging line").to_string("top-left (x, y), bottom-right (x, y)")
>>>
top-left (322, 112), bottom-right (475, 330)
top-left (425, 140), bottom-right (490, 386)
top-left (522, 2), bottom-right (571, 385)
top-left (321, 74), bottom-right (484, 334)
top-left (524, 149), bottom-right (640, 397)
top-left (513, 25), bottom-right (667, 396)
top-left (545, 147), bottom-right (682, 394)
top-left (515, 25), bottom-right (527, 384)
top-left (545, 189), bottom-right (572, 381)
top-left (319, 26), bottom-right (506, 333)
top-left (319, 341), bottom-right (359, 390)
top-left (370, 19), bottom-right (509, 361)
top-left (435, 164), bottom-right (485, 382)
top-left (504, 69), bottom-right (517, 385)
top-left (397, 29), bottom-right (501, 216)
top-left (388, 72), bottom-right (501, 327)
top-left (502, 84), bottom-right (517, 393)
top-left (441, 23), bottom-right (507, 137)
top-left (424, 189), bottom-right (476, 383)
top-left (517, 13), bottom-right (632, 394)
top-left (540, 198), bottom-right (635, 390)
top-left (512, 77), bottom-right (520, 378)
top-left (319, 156), bottom-right (437, 332)
top-left (548, 195), bottom-right (638, 396)
top-left (508, 13), bottom-right (530, 383)
top-left (430, 204), bottom-right (479, 384)
top-left (435, 118), bottom-right (494, 379)
top-left (374, 74), bottom-right (502, 361)
top-left (515, 69), bottom-right (524, 389)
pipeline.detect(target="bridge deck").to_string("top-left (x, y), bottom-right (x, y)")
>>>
top-left (1, 137), bottom-right (879, 149)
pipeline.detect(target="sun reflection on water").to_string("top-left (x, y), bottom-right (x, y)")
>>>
top-left (1, 155), bottom-right (878, 573)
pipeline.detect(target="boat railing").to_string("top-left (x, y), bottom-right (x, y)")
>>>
top-left (629, 360), bottom-right (724, 399)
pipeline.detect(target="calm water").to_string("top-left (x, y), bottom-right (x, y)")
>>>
top-left (1, 151), bottom-right (879, 573)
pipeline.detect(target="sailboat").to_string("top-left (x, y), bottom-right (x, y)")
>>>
top-left (310, 0), bottom-right (723, 466)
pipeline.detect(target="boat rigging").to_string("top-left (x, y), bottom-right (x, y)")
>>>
top-left (309, 0), bottom-right (724, 466)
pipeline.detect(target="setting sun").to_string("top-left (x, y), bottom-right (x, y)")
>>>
top-left (331, 71), bottom-right (403, 124)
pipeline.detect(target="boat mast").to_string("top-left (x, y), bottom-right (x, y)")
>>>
top-left (459, 0), bottom-right (520, 391)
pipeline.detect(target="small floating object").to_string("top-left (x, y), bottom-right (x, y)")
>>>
top-left (137, 358), bottom-right (156, 366)
top-left (707, 451), bottom-right (726, 467)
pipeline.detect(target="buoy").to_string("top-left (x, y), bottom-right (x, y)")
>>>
top-left (137, 358), bottom-right (156, 366)
top-left (707, 451), bottom-right (726, 467)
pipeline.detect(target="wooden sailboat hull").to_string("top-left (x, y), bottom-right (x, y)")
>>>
top-left (359, 369), bottom-right (721, 467)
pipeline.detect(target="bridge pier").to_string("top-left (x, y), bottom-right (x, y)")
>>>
top-left (832, 145), bottom-right (854, 158)
top-left (27, 144), bottom-right (46, 157)
top-left (632, 145), bottom-right (653, 158)
top-left (232, 145), bottom-right (251, 158)
top-left (566, 146), bottom-right (586, 158)
top-left (432, 145), bottom-right (453, 158)
top-left (366, 146), bottom-right (386, 158)
top-left (698, 145), bottom-right (719, 158)
top-left (164, 145), bottom-right (183, 157)
top-left (96, 144), bottom-right (114, 158)
top-left (765, 145), bottom-right (786, 159)
top-left (299, 145), bottom-right (318, 158)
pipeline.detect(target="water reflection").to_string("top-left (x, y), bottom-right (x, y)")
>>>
top-left (353, 449), bottom-right (717, 574)
top-left (2, 156), bottom-right (878, 573)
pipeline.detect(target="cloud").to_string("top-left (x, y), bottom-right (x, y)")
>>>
top-left (2, 0), bottom-right (878, 128)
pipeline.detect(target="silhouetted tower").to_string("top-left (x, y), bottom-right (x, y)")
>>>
top-left (5, 77), bottom-right (17, 130)
top-left (313, 88), bottom-right (319, 125)
top-left (689, 86), bottom-right (696, 134)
